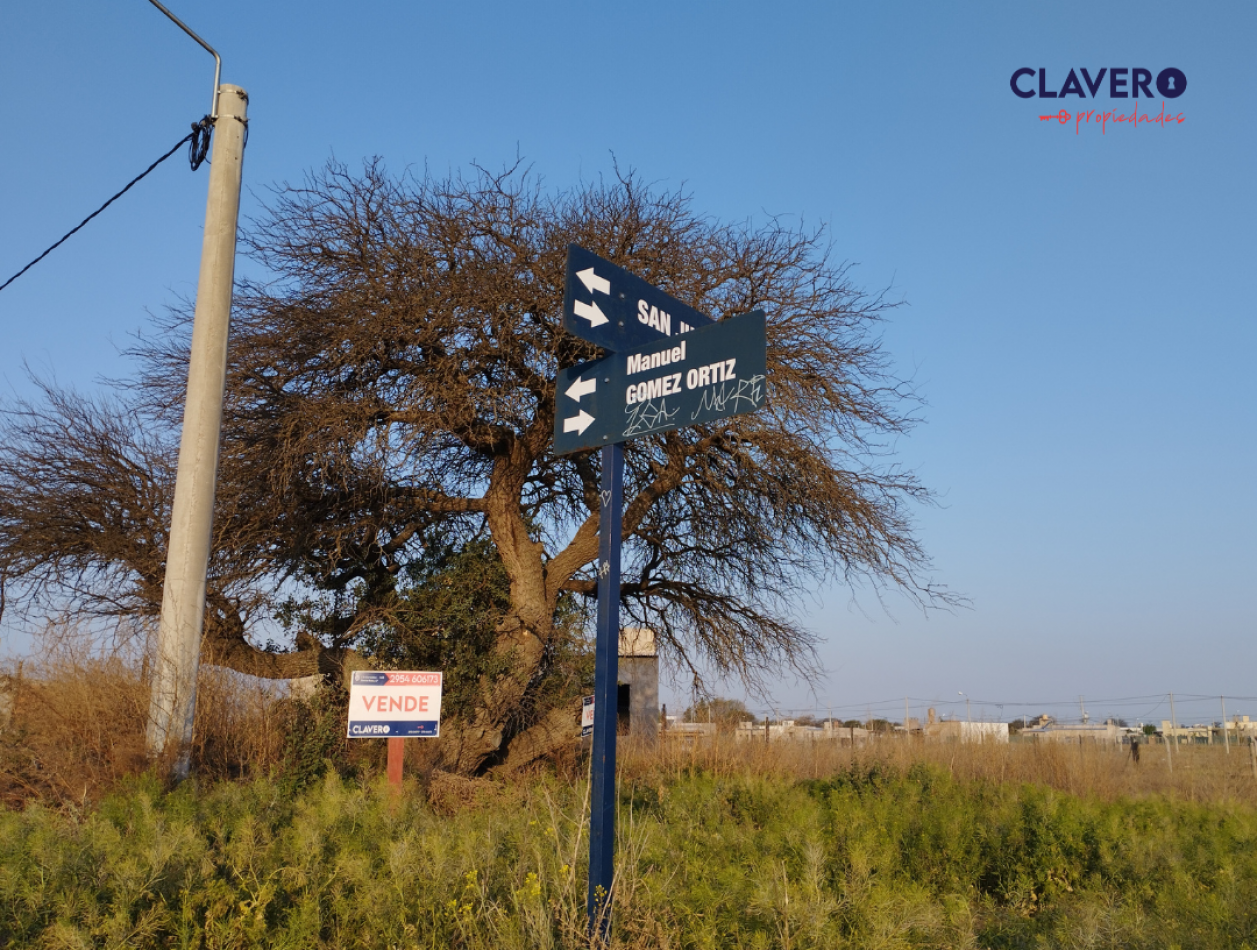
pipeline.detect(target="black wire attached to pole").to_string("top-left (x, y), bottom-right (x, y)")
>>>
top-left (188, 116), bottom-right (213, 170)
top-left (0, 117), bottom-right (214, 294)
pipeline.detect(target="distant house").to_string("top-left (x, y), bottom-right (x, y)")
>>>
top-left (1159, 721), bottom-right (1211, 742)
top-left (734, 720), bottom-right (870, 743)
top-left (1021, 720), bottom-right (1121, 743)
top-left (1162, 716), bottom-right (1257, 744)
top-left (924, 720), bottom-right (1009, 743)
top-left (1227, 716), bottom-right (1257, 740)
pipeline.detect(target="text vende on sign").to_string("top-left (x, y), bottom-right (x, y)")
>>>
top-left (346, 671), bottom-right (443, 738)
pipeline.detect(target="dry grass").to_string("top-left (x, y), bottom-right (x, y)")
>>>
top-left (619, 729), bottom-right (1257, 807)
top-left (5, 623), bottom-right (1255, 814)
top-left (0, 625), bottom-right (288, 808)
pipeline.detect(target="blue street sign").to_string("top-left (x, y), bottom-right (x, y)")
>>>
top-left (557, 248), bottom-right (769, 943)
top-left (553, 310), bottom-right (767, 455)
top-left (563, 244), bottom-right (713, 353)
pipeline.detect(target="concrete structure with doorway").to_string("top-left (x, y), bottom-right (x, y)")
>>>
top-left (617, 627), bottom-right (659, 740)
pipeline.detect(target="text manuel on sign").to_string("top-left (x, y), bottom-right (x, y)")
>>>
top-left (346, 671), bottom-right (443, 738)
top-left (553, 309), bottom-right (767, 455)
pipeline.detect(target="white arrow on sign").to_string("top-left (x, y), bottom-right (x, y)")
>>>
top-left (577, 267), bottom-right (610, 296)
top-left (564, 410), bottom-right (595, 435)
top-left (565, 375), bottom-right (596, 401)
top-left (573, 299), bottom-right (608, 328)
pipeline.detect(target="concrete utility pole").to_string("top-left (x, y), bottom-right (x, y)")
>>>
top-left (1221, 696), bottom-right (1230, 755)
top-left (146, 84), bottom-right (248, 777)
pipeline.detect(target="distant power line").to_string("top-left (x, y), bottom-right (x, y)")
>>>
top-left (768, 692), bottom-right (1256, 720)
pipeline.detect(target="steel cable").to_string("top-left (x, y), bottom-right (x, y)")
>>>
top-left (0, 117), bottom-right (214, 294)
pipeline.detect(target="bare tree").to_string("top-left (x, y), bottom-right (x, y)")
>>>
top-left (684, 697), bottom-right (756, 728)
top-left (0, 159), bottom-right (955, 775)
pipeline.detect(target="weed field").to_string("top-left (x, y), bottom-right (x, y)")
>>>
top-left (4, 649), bottom-right (1257, 947)
top-left (4, 742), bottom-right (1257, 949)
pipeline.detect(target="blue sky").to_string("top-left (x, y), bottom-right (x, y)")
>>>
top-left (1, 2), bottom-right (1253, 728)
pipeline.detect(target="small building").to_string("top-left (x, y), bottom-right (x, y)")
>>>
top-left (617, 627), bottom-right (659, 739)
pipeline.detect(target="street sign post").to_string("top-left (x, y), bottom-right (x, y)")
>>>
top-left (554, 309), bottom-right (767, 455)
top-left (563, 244), bottom-right (712, 353)
top-left (588, 443), bottom-right (622, 941)
top-left (558, 246), bottom-right (768, 942)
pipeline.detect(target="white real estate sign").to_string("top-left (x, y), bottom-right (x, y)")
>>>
top-left (346, 671), bottom-right (443, 738)
top-left (581, 695), bottom-right (595, 738)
